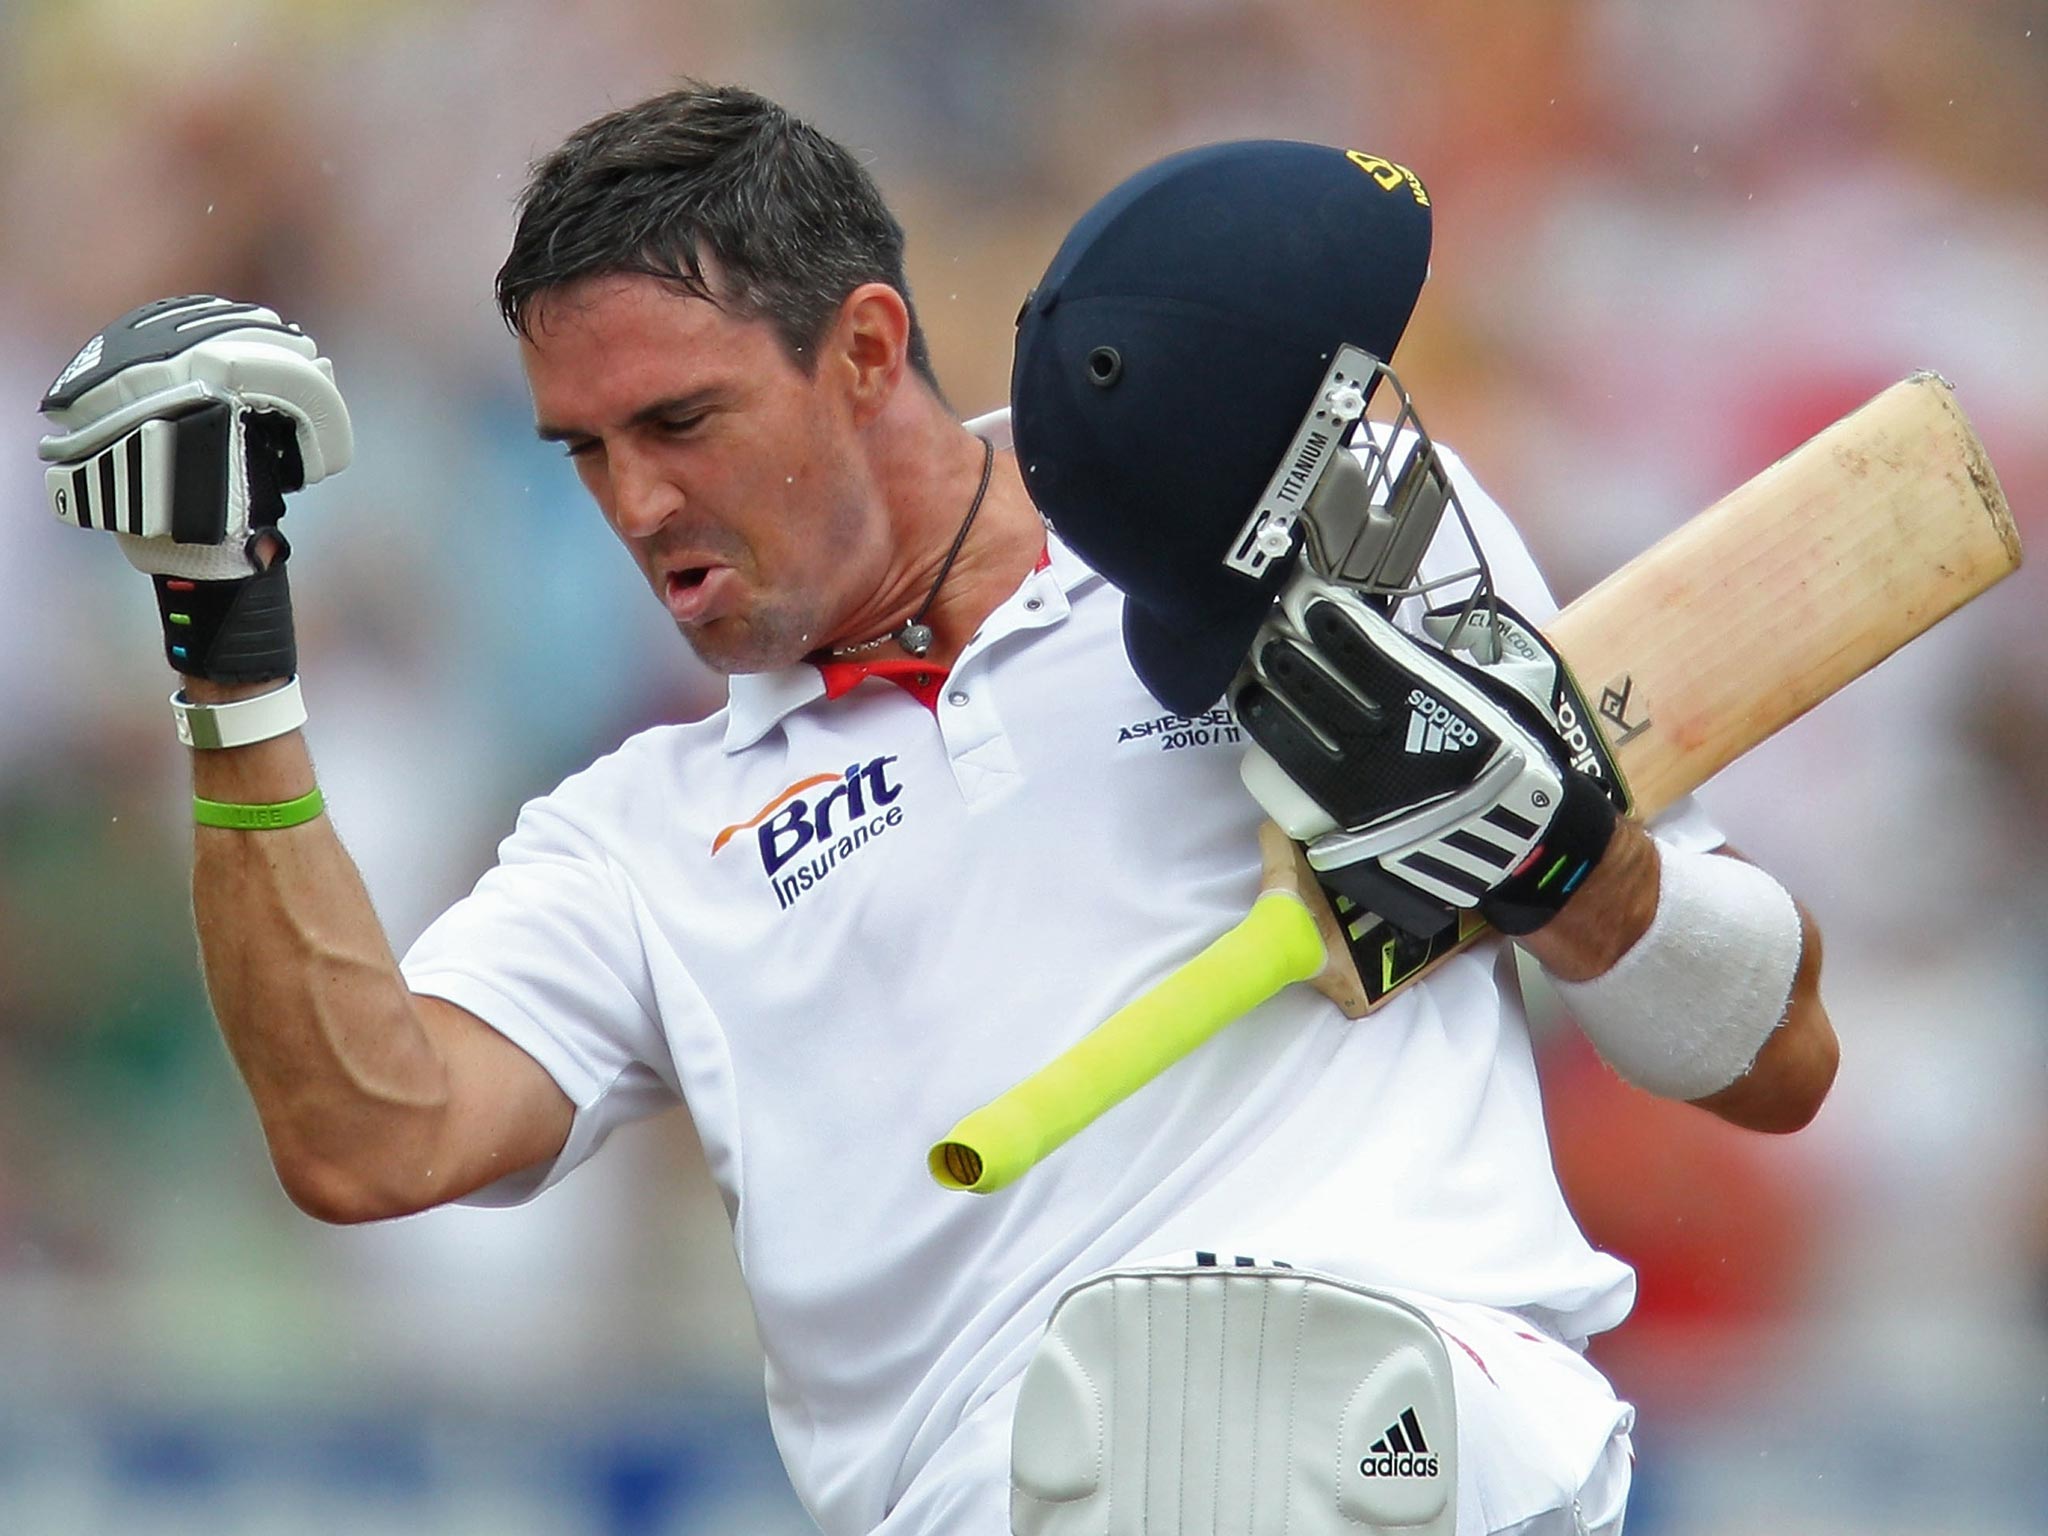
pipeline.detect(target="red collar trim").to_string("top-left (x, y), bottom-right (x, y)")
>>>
top-left (814, 656), bottom-right (949, 713)
top-left (809, 543), bottom-right (1048, 714)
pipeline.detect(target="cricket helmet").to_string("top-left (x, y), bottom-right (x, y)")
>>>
top-left (1011, 140), bottom-right (1432, 717)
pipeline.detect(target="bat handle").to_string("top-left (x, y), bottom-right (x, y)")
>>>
top-left (928, 892), bottom-right (1329, 1194)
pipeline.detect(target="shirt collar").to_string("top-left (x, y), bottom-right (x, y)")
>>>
top-left (723, 665), bottom-right (829, 752)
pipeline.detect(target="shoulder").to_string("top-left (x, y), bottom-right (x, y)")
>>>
top-left (503, 712), bottom-right (733, 856)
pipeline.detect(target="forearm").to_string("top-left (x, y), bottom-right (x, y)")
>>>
top-left (1521, 821), bottom-right (1838, 1131)
top-left (183, 680), bottom-right (454, 1217)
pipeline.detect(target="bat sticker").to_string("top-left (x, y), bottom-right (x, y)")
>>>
top-left (1596, 675), bottom-right (1650, 748)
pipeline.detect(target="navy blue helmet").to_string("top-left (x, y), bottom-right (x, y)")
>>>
top-left (1011, 141), bottom-right (1433, 717)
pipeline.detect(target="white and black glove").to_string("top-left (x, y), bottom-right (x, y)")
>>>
top-left (1232, 571), bottom-right (1619, 937)
top-left (38, 296), bottom-right (352, 683)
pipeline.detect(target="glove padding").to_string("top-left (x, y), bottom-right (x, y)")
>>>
top-left (1233, 572), bottom-right (1617, 937)
top-left (38, 297), bottom-right (352, 680)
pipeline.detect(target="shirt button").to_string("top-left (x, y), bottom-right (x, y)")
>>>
top-left (947, 690), bottom-right (970, 707)
top-left (1025, 597), bottom-right (1044, 612)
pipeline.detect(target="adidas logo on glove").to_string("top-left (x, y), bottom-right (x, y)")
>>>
top-left (53, 334), bottom-right (104, 395)
top-left (1403, 689), bottom-right (1479, 755)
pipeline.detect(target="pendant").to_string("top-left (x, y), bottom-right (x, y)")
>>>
top-left (898, 622), bottom-right (935, 656)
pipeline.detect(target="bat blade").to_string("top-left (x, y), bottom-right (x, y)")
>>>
top-left (930, 372), bottom-right (2020, 1190)
top-left (1315, 370), bottom-right (2021, 1012)
top-left (1549, 371), bottom-right (2020, 815)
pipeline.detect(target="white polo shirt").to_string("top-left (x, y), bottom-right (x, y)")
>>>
top-left (400, 421), bottom-right (1720, 1536)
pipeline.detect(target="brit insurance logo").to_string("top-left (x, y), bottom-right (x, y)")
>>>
top-left (711, 755), bottom-right (906, 912)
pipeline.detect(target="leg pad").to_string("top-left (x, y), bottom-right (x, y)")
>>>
top-left (1012, 1262), bottom-right (1457, 1536)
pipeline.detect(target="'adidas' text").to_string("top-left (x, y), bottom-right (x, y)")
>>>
top-left (1404, 689), bottom-right (1478, 755)
top-left (1360, 1407), bottom-right (1439, 1479)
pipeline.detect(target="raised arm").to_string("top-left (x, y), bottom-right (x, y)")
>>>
top-left (182, 693), bottom-right (573, 1220)
top-left (38, 298), bottom-right (572, 1222)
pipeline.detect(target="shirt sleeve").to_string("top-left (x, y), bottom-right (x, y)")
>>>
top-left (401, 794), bottom-right (680, 1207)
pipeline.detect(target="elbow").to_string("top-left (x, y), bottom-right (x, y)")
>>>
top-left (1696, 1010), bottom-right (1839, 1134)
top-left (1740, 1077), bottom-right (1830, 1136)
top-left (1757, 931), bottom-right (1839, 1133)
top-left (1722, 898), bottom-right (1839, 1134)
top-left (271, 1147), bottom-right (432, 1226)
top-left (1762, 1019), bottom-right (1839, 1134)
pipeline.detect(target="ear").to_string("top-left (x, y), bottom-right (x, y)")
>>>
top-left (828, 282), bottom-right (913, 425)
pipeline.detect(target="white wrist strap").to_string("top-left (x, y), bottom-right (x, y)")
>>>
top-left (1553, 843), bottom-right (1801, 1101)
top-left (171, 675), bottom-right (306, 750)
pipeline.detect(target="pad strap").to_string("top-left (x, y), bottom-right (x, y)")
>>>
top-left (152, 542), bottom-right (296, 681)
top-left (1476, 767), bottom-right (1618, 935)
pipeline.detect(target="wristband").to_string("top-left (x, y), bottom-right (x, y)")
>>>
top-left (1552, 843), bottom-right (1801, 1100)
top-left (193, 787), bottom-right (326, 831)
top-left (172, 675), bottom-right (306, 749)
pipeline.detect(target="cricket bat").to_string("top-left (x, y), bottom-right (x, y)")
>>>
top-left (931, 371), bottom-right (2021, 1193)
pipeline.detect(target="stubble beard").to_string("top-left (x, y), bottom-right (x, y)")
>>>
top-left (676, 591), bottom-right (828, 676)
top-left (669, 467), bottom-right (876, 676)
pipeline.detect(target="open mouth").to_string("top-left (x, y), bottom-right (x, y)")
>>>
top-left (664, 563), bottom-right (737, 625)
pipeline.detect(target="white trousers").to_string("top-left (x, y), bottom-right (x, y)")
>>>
top-left (1405, 1292), bottom-right (1633, 1536)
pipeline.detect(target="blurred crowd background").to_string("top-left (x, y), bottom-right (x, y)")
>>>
top-left (2, 0), bottom-right (2044, 1531)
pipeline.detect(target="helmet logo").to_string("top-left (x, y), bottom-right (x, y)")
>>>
top-left (1345, 152), bottom-right (1431, 208)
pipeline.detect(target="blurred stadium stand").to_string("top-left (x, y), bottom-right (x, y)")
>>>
top-left (3, 1), bottom-right (2044, 1530)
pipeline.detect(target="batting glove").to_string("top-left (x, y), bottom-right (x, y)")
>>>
top-left (1233, 571), bottom-right (1618, 937)
top-left (38, 296), bottom-right (352, 683)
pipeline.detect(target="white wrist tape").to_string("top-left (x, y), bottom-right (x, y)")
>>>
top-left (1554, 843), bottom-right (1801, 1101)
top-left (171, 675), bottom-right (306, 749)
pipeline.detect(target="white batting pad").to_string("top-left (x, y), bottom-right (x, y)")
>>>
top-left (1011, 1262), bottom-right (1456, 1536)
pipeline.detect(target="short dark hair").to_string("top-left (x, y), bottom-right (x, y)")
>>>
top-left (497, 82), bottom-right (938, 389)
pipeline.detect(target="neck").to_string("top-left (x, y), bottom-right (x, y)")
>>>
top-left (825, 414), bottom-right (1045, 669)
top-left (832, 436), bottom-right (995, 659)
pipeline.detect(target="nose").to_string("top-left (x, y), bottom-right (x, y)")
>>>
top-left (607, 443), bottom-right (684, 539)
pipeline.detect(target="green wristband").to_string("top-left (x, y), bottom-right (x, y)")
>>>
top-left (193, 787), bottom-right (326, 830)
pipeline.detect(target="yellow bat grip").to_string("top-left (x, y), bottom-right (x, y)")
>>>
top-left (928, 892), bottom-right (1328, 1194)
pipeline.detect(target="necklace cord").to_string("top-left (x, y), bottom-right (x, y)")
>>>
top-left (831, 436), bottom-right (997, 658)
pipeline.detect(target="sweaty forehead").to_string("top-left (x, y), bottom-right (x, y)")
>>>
top-left (519, 273), bottom-right (788, 424)
top-left (521, 271), bottom-right (728, 351)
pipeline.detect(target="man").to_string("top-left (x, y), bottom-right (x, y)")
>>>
top-left (39, 84), bottom-right (1834, 1536)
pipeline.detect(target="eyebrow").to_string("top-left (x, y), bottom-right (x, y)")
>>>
top-left (534, 389), bottom-right (724, 443)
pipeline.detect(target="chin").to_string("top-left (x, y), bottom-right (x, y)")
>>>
top-left (678, 616), bottom-right (809, 677)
